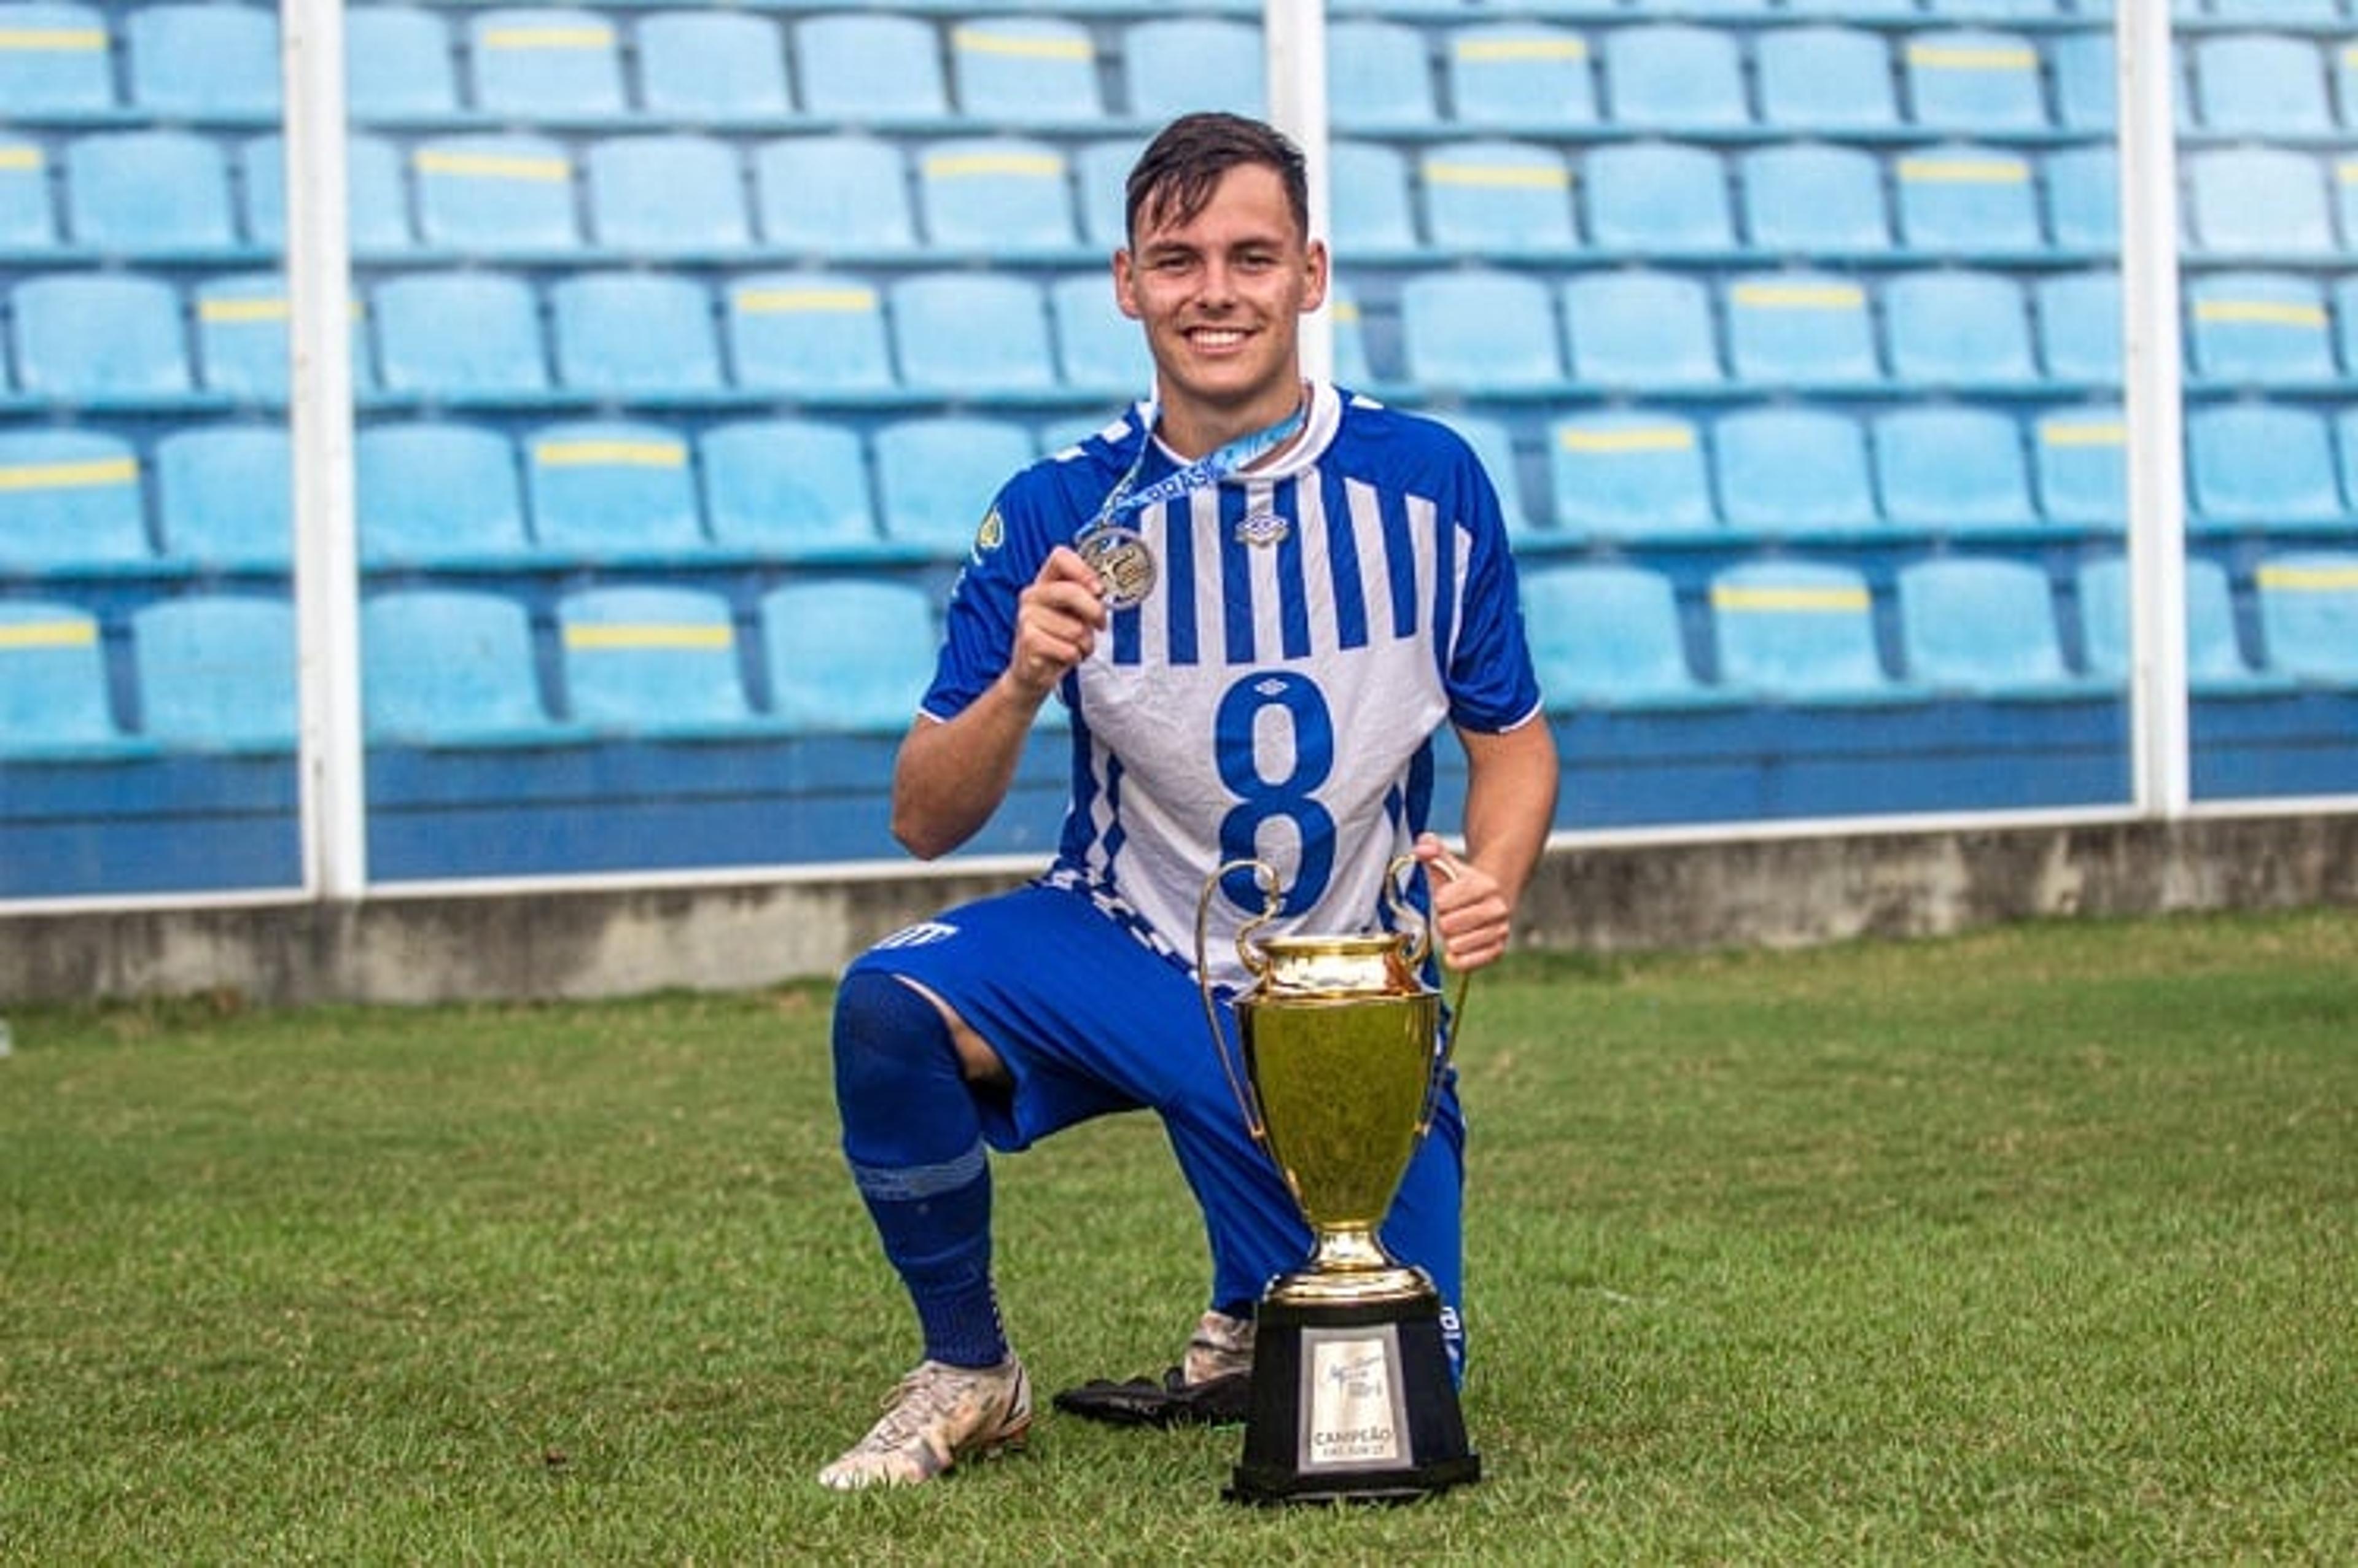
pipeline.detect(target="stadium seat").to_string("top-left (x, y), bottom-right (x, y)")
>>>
top-left (1049, 272), bottom-right (1152, 393)
top-left (125, 3), bottom-right (279, 118)
top-left (1329, 19), bottom-right (1438, 131)
top-left (793, 12), bottom-right (949, 121)
top-left (1562, 269), bottom-right (1723, 389)
top-left (2033, 406), bottom-right (2128, 528)
top-left (949, 15), bottom-right (1102, 125)
top-left (355, 421), bottom-right (534, 566)
top-left (1739, 142), bottom-right (1891, 256)
top-left (362, 588), bottom-right (561, 745)
top-left (10, 271), bottom-right (193, 400)
top-left (753, 136), bottom-right (918, 255)
top-left (1123, 18), bottom-right (1264, 122)
top-left (1329, 290), bottom-right (1380, 389)
top-left (1329, 141), bottom-right (1419, 256)
top-left (873, 416), bottom-right (1037, 556)
top-left (1894, 146), bottom-right (2044, 255)
top-left (2185, 272), bottom-right (2338, 386)
top-left (1754, 26), bottom-right (1900, 132)
top-left (2217, 0), bottom-right (2349, 24)
top-left (2255, 551), bottom-right (2358, 683)
top-left (0, 136), bottom-right (53, 250)
top-left (1898, 556), bottom-right (2097, 698)
top-left (1075, 139), bottom-right (1142, 251)
top-left (1872, 405), bottom-right (2038, 532)
top-left (370, 271), bottom-right (549, 397)
top-left (892, 273), bottom-right (1057, 395)
top-left (1520, 562), bottom-right (1718, 708)
top-left (1546, 411), bottom-right (1716, 541)
top-left (1418, 140), bottom-right (1578, 255)
top-left (64, 130), bottom-right (236, 254)
top-left (1604, 24), bottom-right (1751, 130)
top-left (411, 134), bottom-right (578, 254)
top-left (559, 584), bottom-right (761, 734)
top-left (724, 273), bottom-right (894, 395)
top-left (548, 271), bottom-right (723, 397)
top-left (2185, 147), bottom-right (2335, 257)
top-left (699, 418), bottom-right (889, 561)
top-left (1435, 411), bottom-right (1534, 537)
top-left (0, 597), bottom-right (127, 753)
top-left (2185, 402), bottom-right (2346, 530)
top-left (193, 273), bottom-right (295, 401)
top-left (131, 593), bottom-right (296, 751)
top-left (2049, 30), bottom-right (2115, 131)
top-left (1883, 269), bottom-right (2040, 388)
top-left (1903, 29), bottom-right (2049, 131)
top-left (1709, 560), bottom-right (1902, 701)
top-left (241, 133), bottom-right (413, 257)
top-left (637, 9), bottom-right (791, 122)
top-left (1444, 22), bottom-right (1596, 132)
top-left (917, 138), bottom-right (1078, 254)
top-left (585, 134), bottom-right (752, 255)
top-left (1714, 406), bottom-right (1879, 535)
top-left (2035, 270), bottom-right (2123, 385)
top-left (0, 3), bottom-right (115, 115)
top-left (760, 578), bottom-right (939, 732)
top-left (1399, 269), bottom-right (1564, 392)
top-left (1724, 273), bottom-right (1881, 387)
top-left (2077, 555), bottom-right (2265, 691)
top-left (2190, 32), bottom-right (2333, 135)
top-left (345, 5), bottom-right (459, 121)
top-left (154, 424), bottom-right (290, 568)
top-left (1584, 141), bottom-right (1733, 254)
top-left (466, 8), bottom-right (625, 119)
top-left (524, 421), bottom-right (705, 557)
top-left (2045, 146), bottom-right (2120, 253)
top-left (0, 429), bottom-right (147, 570)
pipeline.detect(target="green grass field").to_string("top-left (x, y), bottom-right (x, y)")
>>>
top-left (3, 907), bottom-right (2353, 1564)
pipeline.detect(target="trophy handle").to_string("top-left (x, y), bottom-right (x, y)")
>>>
top-left (1197, 857), bottom-right (1280, 1144)
top-left (1410, 853), bottom-right (1478, 1141)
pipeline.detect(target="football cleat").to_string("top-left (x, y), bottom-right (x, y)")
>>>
top-left (817, 1356), bottom-right (1032, 1491)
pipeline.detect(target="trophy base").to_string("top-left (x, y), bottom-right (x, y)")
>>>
top-left (1224, 1292), bottom-right (1481, 1507)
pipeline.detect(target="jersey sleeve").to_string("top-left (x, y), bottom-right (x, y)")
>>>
top-left (1441, 443), bottom-right (1546, 734)
top-left (918, 470), bottom-right (1065, 722)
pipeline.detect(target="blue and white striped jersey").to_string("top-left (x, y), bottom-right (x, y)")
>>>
top-left (922, 383), bottom-right (1544, 984)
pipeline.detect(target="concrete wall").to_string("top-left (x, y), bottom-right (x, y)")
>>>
top-left (4, 814), bottom-right (2354, 1006)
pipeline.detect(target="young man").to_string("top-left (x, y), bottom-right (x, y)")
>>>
top-left (818, 112), bottom-right (1560, 1490)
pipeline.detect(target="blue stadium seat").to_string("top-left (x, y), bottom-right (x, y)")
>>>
top-left (794, 12), bottom-right (948, 121)
top-left (2035, 270), bottom-right (2123, 385)
top-left (1899, 556), bottom-right (2099, 699)
top-left (1329, 19), bottom-right (1439, 131)
top-left (466, 8), bottom-right (625, 119)
top-left (559, 584), bottom-right (761, 735)
top-left (949, 15), bottom-right (1102, 126)
top-left (1894, 146), bottom-right (2044, 255)
top-left (1399, 269), bottom-right (1564, 392)
top-left (585, 134), bottom-right (752, 255)
top-left (1445, 22), bottom-right (1596, 132)
top-left (0, 2), bottom-right (114, 115)
top-left (2185, 402), bottom-right (2346, 530)
top-left (370, 270), bottom-right (548, 396)
top-left (355, 421), bottom-right (534, 567)
top-left (2185, 272), bottom-right (2338, 386)
top-left (2185, 147), bottom-right (2335, 257)
top-left (1755, 26), bottom-right (1899, 132)
top-left (1724, 272), bottom-right (1881, 387)
top-left (362, 588), bottom-right (562, 745)
top-left (637, 9), bottom-right (791, 123)
top-left (917, 138), bottom-right (1078, 254)
top-left (411, 134), bottom-right (579, 254)
top-left (1075, 138), bottom-right (1142, 251)
top-left (1123, 18), bottom-right (1263, 122)
top-left (724, 272), bottom-right (893, 395)
top-left (346, 4), bottom-right (459, 121)
top-left (0, 429), bottom-right (147, 570)
top-left (194, 273), bottom-right (299, 401)
top-left (2077, 555), bottom-right (2266, 691)
top-left (2050, 31), bottom-right (2116, 131)
top-left (1419, 140), bottom-right (1578, 255)
top-left (2045, 146), bottom-right (2120, 254)
top-left (892, 273), bottom-right (1057, 396)
top-left (699, 418), bottom-right (889, 561)
top-left (548, 271), bottom-right (723, 397)
top-left (1562, 269), bottom-right (1722, 388)
top-left (1903, 29), bottom-right (2049, 130)
top-left (1329, 291), bottom-right (1379, 389)
top-left (1049, 272), bottom-right (1151, 393)
top-left (1330, 141), bottom-right (1418, 256)
top-left (2255, 551), bottom-right (2358, 683)
top-left (1520, 562), bottom-right (1719, 708)
top-left (154, 424), bottom-right (290, 569)
top-left (2033, 406), bottom-right (2128, 528)
top-left (753, 136), bottom-right (917, 255)
top-left (1604, 24), bottom-right (1751, 130)
top-left (125, 3), bottom-right (279, 119)
top-left (1547, 411), bottom-right (1716, 541)
top-left (1584, 141), bottom-right (1733, 255)
top-left (241, 133), bottom-right (413, 256)
top-left (524, 421), bottom-right (705, 557)
top-left (2190, 32), bottom-right (2333, 135)
top-left (0, 136), bottom-right (53, 250)
top-left (1883, 269), bottom-right (2040, 388)
top-left (2212, 0), bottom-right (2348, 23)
top-left (10, 271), bottom-right (192, 400)
top-left (131, 592), bottom-right (295, 751)
top-left (1436, 411), bottom-right (1534, 537)
top-left (1872, 405), bottom-right (2038, 532)
top-left (1739, 142), bottom-right (1890, 256)
top-left (1710, 560), bottom-right (1903, 702)
top-left (1714, 406), bottom-right (1879, 535)
top-left (873, 416), bottom-right (1038, 556)
top-left (760, 578), bottom-right (939, 733)
top-left (0, 597), bottom-right (130, 753)
top-left (1788, 0), bottom-right (1920, 17)
top-left (64, 130), bottom-right (236, 254)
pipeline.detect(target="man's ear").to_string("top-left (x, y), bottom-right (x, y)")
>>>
top-left (1300, 239), bottom-right (1330, 314)
top-left (1112, 249), bottom-right (1143, 320)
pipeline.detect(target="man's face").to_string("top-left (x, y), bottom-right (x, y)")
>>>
top-left (1113, 163), bottom-right (1329, 433)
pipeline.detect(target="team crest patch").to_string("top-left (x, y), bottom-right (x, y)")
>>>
top-left (1235, 510), bottom-right (1290, 548)
top-left (974, 508), bottom-right (1005, 553)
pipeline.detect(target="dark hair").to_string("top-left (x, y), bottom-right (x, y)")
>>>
top-left (1124, 112), bottom-right (1310, 245)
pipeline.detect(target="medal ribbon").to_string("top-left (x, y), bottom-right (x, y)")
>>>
top-left (1086, 397), bottom-right (1308, 537)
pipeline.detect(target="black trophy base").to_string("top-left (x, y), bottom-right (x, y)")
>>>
top-left (1224, 1290), bottom-right (1481, 1506)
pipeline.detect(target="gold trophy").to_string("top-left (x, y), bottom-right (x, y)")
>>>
top-left (1196, 855), bottom-right (1481, 1505)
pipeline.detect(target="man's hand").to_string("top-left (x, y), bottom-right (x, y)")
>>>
top-left (1414, 831), bottom-right (1514, 971)
top-left (1003, 546), bottom-right (1108, 703)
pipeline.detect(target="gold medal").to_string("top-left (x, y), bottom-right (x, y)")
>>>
top-left (1077, 524), bottom-right (1158, 610)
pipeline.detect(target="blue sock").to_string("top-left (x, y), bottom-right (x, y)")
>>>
top-left (831, 969), bottom-right (1008, 1369)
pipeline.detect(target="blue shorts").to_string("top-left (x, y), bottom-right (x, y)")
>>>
top-left (846, 880), bottom-right (1468, 1356)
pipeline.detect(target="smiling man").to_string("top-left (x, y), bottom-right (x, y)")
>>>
top-left (815, 112), bottom-right (1560, 1491)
